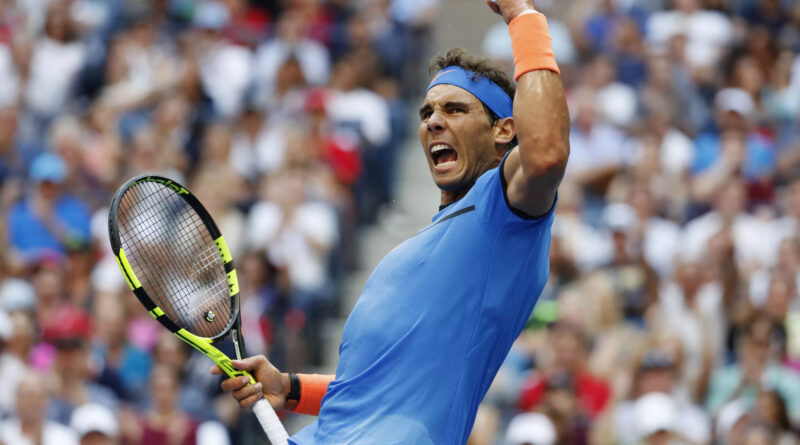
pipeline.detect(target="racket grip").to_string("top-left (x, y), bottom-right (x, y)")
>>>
top-left (253, 399), bottom-right (290, 445)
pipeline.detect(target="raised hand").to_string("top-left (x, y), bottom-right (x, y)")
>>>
top-left (486, 0), bottom-right (537, 23)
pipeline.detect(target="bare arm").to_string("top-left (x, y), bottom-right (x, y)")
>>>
top-left (490, 0), bottom-right (570, 217)
top-left (504, 70), bottom-right (570, 216)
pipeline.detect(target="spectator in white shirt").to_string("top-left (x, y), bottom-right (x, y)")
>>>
top-left (191, 2), bottom-right (252, 119)
top-left (252, 10), bottom-right (330, 109)
top-left (0, 371), bottom-right (78, 445)
top-left (646, 0), bottom-right (733, 71)
top-left (245, 168), bottom-right (339, 306)
top-left (565, 87), bottom-right (634, 187)
top-left (683, 178), bottom-right (767, 271)
top-left (24, 2), bottom-right (86, 123)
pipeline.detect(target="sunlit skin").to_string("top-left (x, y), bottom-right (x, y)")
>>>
top-left (418, 84), bottom-right (515, 206)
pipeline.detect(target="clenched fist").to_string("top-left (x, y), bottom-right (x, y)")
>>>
top-left (487, 0), bottom-right (537, 24)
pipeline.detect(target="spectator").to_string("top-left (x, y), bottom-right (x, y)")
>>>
top-left (6, 152), bottom-right (91, 265)
top-left (43, 305), bottom-right (118, 425)
top-left (23, 2), bottom-right (86, 133)
top-left (692, 88), bottom-right (777, 193)
top-left (190, 1), bottom-right (252, 119)
top-left (518, 321), bottom-right (611, 419)
top-left (706, 315), bottom-right (800, 422)
top-left (228, 106), bottom-right (287, 181)
top-left (505, 412), bottom-right (557, 445)
top-left (253, 9), bottom-right (330, 109)
top-left (612, 350), bottom-right (711, 444)
top-left (0, 370), bottom-right (78, 445)
top-left (69, 403), bottom-right (119, 445)
top-left (125, 364), bottom-right (198, 445)
top-left (0, 310), bottom-right (26, 420)
top-left (564, 87), bottom-right (633, 191)
top-left (90, 296), bottom-right (151, 404)
top-left (646, 0), bottom-right (733, 72)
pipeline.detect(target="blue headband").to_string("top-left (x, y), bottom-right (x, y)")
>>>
top-left (426, 66), bottom-right (513, 119)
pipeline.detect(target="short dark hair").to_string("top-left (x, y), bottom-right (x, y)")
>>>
top-left (428, 48), bottom-right (516, 126)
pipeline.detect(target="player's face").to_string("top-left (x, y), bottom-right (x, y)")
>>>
top-left (419, 85), bottom-right (502, 199)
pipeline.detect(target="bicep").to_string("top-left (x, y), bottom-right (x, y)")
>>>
top-left (503, 147), bottom-right (561, 218)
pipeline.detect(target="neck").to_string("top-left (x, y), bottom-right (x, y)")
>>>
top-left (439, 188), bottom-right (469, 208)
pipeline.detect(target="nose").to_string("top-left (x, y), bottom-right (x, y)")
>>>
top-left (426, 110), bottom-right (445, 133)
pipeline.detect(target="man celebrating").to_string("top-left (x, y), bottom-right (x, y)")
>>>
top-left (213, 0), bottom-right (569, 442)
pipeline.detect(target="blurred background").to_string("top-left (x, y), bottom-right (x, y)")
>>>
top-left (0, 0), bottom-right (800, 444)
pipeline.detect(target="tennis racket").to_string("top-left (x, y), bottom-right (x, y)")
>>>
top-left (108, 174), bottom-right (289, 445)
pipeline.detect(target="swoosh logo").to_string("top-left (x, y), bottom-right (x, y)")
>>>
top-left (431, 69), bottom-right (458, 83)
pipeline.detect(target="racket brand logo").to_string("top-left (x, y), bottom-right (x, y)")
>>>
top-left (226, 270), bottom-right (240, 296)
top-left (134, 177), bottom-right (189, 195)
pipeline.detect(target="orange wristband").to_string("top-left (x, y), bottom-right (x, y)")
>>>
top-left (509, 12), bottom-right (560, 81)
top-left (292, 374), bottom-right (334, 416)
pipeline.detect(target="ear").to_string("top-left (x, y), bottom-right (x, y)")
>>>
top-left (493, 117), bottom-right (515, 147)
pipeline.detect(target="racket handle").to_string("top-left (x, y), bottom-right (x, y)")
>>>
top-left (253, 399), bottom-right (290, 445)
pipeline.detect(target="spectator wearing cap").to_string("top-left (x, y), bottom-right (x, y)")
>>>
top-left (6, 152), bottom-right (91, 265)
top-left (505, 412), bottom-right (557, 445)
top-left (44, 305), bottom-right (118, 426)
top-left (70, 403), bottom-right (118, 445)
top-left (0, 370), bottom-right (78, 445)
top-left (612, 350), bottom-right (710, 445)
top-left (692, 88), bottom-right (777, 190)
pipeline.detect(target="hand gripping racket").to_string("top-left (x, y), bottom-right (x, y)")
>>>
top-left (108, 175), bottom-right (289, 445)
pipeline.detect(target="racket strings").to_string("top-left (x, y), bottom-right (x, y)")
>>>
top-left (117, 182), bottom-right (232, 338)
top-left (188, 244), bottom-right (231, 315)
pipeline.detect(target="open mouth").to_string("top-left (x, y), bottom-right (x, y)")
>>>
top-left (431, 144), bottom-right (458, 168)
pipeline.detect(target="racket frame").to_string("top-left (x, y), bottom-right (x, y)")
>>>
top-left (108, 175), bottom-right (251, 381)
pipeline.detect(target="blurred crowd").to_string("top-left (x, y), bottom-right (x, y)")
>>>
top-left (4, 0), bottom-right (800, 444)
top-left (471, 0), bottom-right (800, 444)
top-left (0, 0), bottom-right (438, 443)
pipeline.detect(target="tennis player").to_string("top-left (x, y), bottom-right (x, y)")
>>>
top-left (213, 0), bottom-right (569, 442)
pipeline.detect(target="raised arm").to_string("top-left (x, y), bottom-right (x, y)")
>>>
top-left (490, 0), bottom-right (570, 217)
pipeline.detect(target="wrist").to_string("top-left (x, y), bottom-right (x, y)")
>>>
top-left (504, 6), bottom-right (539, 23)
